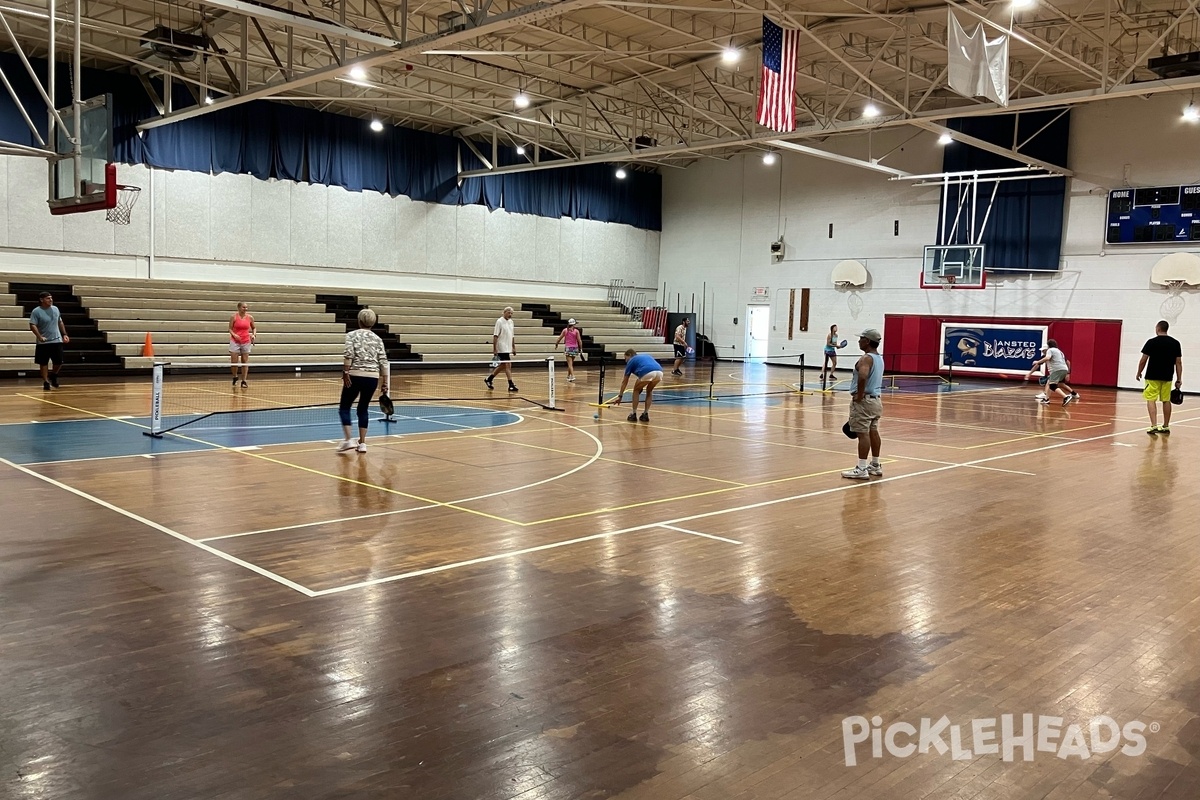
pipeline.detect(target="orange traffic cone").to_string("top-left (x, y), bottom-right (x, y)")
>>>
top-left (142, 332), bottom-right (154, 358)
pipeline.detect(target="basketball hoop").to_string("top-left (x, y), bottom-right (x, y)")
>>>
top-left (106, 184), bottom-right (141, 225)
top-left (833, 280), bottom-right (852, 291)
top-left (1165, 279), bottom-right (1186, 296)
top-left (942, 275), bottom-right (957, 292)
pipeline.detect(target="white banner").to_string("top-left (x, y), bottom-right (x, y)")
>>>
top-left (947, 11), bottom-right (1009, 107)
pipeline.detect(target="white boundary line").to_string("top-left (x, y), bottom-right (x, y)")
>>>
top-left (0, 457), bottom-right (315, 597)
top-left (659, 523), bottom-right (743, 545)
top-left (309, 420), bottom-right (1187, 595)
top-left (199, 414), bottom-right (605, 542)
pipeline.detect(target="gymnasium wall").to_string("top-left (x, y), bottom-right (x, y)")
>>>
top-left (0, 154), bottom-right (660, 300)
top-left (658, 93), bottom-right (1199, 390)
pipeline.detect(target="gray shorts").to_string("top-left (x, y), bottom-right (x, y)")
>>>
top-left (1048, 370), bottom-right (1069, 385)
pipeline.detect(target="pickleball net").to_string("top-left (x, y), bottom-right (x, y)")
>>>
top-left (596, 355), bottom-right (807, 405)
top-left (145, 358), bottom-right (562, 437)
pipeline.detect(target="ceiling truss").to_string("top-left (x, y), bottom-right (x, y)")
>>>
top-left (1, 0), bottom-right (1199, 173)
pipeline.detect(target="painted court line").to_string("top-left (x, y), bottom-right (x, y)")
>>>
top-left (311, 420), bottom-right (1168, 595)
top-left (200, 415), bottom-right (606, 540)
top-left (659, 524), bottom-right (743, 545)
top-left (0, 457), bottom-right (315, 597)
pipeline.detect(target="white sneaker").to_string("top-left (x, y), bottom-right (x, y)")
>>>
top-left (867, 463), bottom-right (883, 477)
top-left (336, 439), bottom-right (355, 452)
top-left (567, 375), bottom-right (576, 382)
top-left (841, 466), bottom-right (870, 480)
top-left (1035, 392), bottom-right (1048, 400)
top-left (356, 442), bottom-right (367, 453)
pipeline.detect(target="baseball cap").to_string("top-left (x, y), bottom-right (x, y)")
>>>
top-left (567, 318), bottom-right (576, 325)
top-left (858, 328), bottom-right (882, 344)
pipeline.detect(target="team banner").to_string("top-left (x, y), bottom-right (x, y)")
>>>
top-left (942, 323), bottom-right (1047, 375)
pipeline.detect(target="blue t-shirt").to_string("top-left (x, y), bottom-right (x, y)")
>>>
top-left (624, 353), bottom-right (662, 378)
top-left (30, 305), bottom-right (62, 343)
top-left (849, 352), bottom-right (884, 396)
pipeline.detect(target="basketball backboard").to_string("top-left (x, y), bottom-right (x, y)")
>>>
top-left (920, 244), bottom-right (987, 290)
top-left (48, 94), bottom-right (115, 215)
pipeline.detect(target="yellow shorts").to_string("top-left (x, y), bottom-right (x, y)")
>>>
top-left (1143, 380), bottom-right (1172, 402)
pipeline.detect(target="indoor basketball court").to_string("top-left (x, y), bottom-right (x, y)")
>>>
top-left (3, 0), bottom-right (1200, 796)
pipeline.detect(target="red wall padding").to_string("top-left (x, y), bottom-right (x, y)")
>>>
top-left (882, 315), bottom-right (1122, 387)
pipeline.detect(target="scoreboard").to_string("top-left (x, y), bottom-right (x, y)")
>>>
top-left (1106, 185), bottom-right (1200, 244)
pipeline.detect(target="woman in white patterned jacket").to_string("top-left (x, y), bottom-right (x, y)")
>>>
top-left (337, 308), bottom-right (390, 453)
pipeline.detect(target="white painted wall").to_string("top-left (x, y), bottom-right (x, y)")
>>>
top-left (659, 95), bottom-right (1200, 389)
top-left (0, 156), bottom-right (660, 301)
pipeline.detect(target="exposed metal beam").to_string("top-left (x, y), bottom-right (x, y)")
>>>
top-left (769, 140), bottom-right (912, 177)
top-left (197, 0), bottom-right (401, 49)
top-left (137, 0), bottom-right (601, 130)
top-left (911, 119), bottom-right (1074, 175)
top-left (459, 72), bottom-right (1200, 177)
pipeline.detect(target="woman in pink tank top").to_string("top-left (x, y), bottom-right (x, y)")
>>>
top-left (228, 302), bottom-right (256, 388)
top-left (555, 318), bottom-right (584, 382)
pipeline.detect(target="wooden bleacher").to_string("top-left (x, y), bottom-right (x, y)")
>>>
top-left (0, 285), bottom-right (32, 372)
top-left (1, 275), bottom-right (666, 374)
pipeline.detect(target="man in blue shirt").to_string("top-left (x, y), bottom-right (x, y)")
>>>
top-left (614, 349), bottom-right (663, 422)
top-left (29, 291), bottom-right (69, 390)
top-left (843, 328), bottom-right (884, 480)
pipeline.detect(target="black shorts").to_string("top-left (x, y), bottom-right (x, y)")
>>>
top-left (673, 344), bottom-right (687, 358)
top-left (34, 342), bottom-right (64, 366)
top-left (495, 352), bottom-right (512, 362)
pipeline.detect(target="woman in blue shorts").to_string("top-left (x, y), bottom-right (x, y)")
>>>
top-left (822, 324), bottom-right (847, 386)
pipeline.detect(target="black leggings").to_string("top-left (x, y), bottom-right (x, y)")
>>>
top-left (339, 375), bottom-right (378, 430)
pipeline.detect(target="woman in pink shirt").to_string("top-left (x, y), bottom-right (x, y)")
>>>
top-left (228, 302), bottom-right (256, 388)
top-left (556, 318), bottom-right (583, 382)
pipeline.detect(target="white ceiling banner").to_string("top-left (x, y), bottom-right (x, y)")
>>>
top-left (947, 10), bottom-right (1010, 107)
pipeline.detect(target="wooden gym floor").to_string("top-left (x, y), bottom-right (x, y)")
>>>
top-left (1, 362), bottom-right (1198, 799)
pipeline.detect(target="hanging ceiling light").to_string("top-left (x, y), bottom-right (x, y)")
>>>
top-left (863, 103), bottom-right (881, 118)
top-left (370, 119), bottom-right (384, 132)
top-left (349, 65), bottom-right (367, 81)
top-left (1183, 103), bottom-right (1200, 122)
top-left (721, 46), bottom-right (740, 65)
top-left (1011, 0), bottom-right (1034, 8)
top-left (762, 151), bottom-right (777, 165)
top-left (615, 167), bottom-right (628, 179)
top-left (514, 92), bottom-right (531, 109)
top-left (204, 94), bottom-right (214, 105)
top-left (938, 132), bottom-right (953, 145)
top-left (516, 144), bottom-right (526, 155)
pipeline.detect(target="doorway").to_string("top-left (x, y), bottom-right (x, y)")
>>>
top-left (745, 305), bottom-right (770, 359)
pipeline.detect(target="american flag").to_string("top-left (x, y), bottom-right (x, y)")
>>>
top-left (756, 17), bottom-right (799, 133)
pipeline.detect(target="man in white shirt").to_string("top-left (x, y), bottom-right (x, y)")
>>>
top-left (1026, 339), bottom-right (1080, 407)
top-left (485, 306), bottom-right (519, 392)
top-left (671, 317), bottom-right (690, 376)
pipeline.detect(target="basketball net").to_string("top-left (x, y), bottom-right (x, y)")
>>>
top-left (941, 275), bottom-right (957, 292)
top-left (106, 185), bottom-right (141, 226)
top-left (1165, 280), bottom-right (1185, 296)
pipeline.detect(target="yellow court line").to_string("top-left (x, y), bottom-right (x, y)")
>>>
top-left (16, 393), bottom-right (525, 526)
top-left (524, 464), bottom-right (853, 525)
top-left (476, 434), bottom-right (750, 487)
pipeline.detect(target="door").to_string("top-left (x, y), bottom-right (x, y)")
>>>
top-left (745, 305), bottom-right (770, 359)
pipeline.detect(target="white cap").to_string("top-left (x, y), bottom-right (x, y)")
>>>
top-left (567, 318), bottom-right (576, 325)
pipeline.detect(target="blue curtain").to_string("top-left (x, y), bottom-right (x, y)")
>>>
top-left (939, 110), bottom-right (1069, 271)
top-left (0, 52), bottom-right (662, 230)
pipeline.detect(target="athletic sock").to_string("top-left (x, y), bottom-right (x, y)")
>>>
top-left (858, 459), bottom-right (868, 469)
